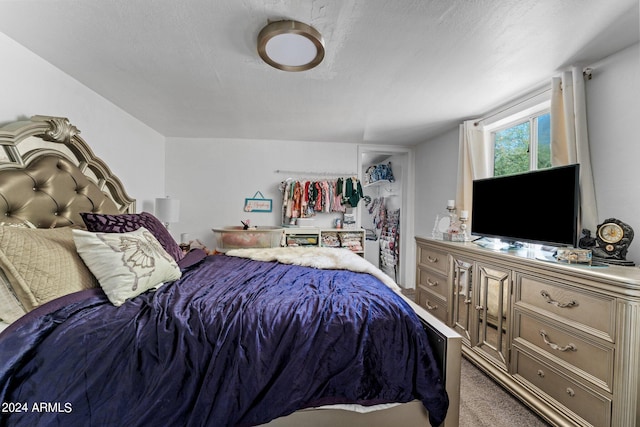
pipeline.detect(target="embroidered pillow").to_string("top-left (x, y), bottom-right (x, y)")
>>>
top-left (72, 227), bottom-right (182, 306)
top-left (80, 212), bottom-right (183, 262)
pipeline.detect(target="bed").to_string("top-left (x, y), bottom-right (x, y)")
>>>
top-left (0, 115), bottom-right (461, 427)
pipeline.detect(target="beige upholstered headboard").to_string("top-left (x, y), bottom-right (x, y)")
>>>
top-left (0, 115), bottom-right (135, 228)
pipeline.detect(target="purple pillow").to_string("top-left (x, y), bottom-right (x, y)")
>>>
top-left (177, 248), bottom-right (207, 271)
top-left (80, 212), bottom-right (183, 261)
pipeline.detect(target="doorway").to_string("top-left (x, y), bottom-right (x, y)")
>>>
top-left (358, 146), bottom-right (414, 288)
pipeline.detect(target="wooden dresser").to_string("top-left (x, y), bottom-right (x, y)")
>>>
top-left (415, 236), bottom-right (640, 427)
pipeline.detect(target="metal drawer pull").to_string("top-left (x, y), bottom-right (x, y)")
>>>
top-left (540, 290), bottom-right (578, 308)
top-left (540, 330), bottom-right (577, 352)
top-left (537, 369), bottom-right (545, 378)
top-left (427, 255), bottom-right (438, 263)
top-left (426, 278), bottom-right (438, 287)
top-left (425, 301), bottom-right (438, 310)
top-left (475, 305), bottom-right (484, 311)
top-left (566, 387), bottom-right (575, 397)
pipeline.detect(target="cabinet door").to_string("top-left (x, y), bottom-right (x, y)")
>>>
top-left (451, 257), bottom-right (473, 343)
top-left (474, 264), bottom-right (511, 369)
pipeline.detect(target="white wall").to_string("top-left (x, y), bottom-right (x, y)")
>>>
top-left (587, 43), bottom-right (640, 263)
top-left (165, 137), bottom-right (359, 250)
top-left (414, 127), bottom-right (459, 238)
top-left (0, 32), bottom-right (165, 211)
top-left (415, 42), bottom-right (640, 265)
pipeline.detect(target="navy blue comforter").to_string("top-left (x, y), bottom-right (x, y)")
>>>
top-left (0, 254), bottom-right (448, 426)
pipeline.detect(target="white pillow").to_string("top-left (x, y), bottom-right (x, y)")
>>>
top-left (73, 227), bottom-right (182, 306)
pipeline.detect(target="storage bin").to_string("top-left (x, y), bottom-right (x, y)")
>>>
top-left (212, 226), bottom-right (283, 252)
top-left (295, 218), bottom-right (316, 227)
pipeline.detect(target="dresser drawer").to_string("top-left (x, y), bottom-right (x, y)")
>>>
top-left (417, 268), bottom-right (448, 299)
top-left (417, 246), bottom-right (448, 275)
top-left (514, 349), bottom-right (612, 427)
top-left (515, 273), bottom-right (615, 340)
top-left (514, 312), bottom-right (614, 391)
top-left (416, 289), bottom-right (447, 323)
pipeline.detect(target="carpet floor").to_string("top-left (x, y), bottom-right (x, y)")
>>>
top-left (400, 288), bottom-right (551, 426)
top-left (459, 357), bottom-right (551, 427)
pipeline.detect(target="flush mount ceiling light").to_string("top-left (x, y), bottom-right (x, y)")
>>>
top-left (257, 20), bottom-right (325, 72)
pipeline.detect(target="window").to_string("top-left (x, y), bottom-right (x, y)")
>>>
top-left (490, 108), bottom-right (551, 176)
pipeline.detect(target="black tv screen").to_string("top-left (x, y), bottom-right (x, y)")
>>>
top-left (471, 164), bottom-right (580, 247)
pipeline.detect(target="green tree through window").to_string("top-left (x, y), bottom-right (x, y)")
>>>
top-left (493, 112), bottom-right (551, 176)
top-left (537, 113), bottom-right (551, 170)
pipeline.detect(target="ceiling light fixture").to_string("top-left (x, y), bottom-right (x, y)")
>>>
top-left (257, 20), bottom-right (325, 72)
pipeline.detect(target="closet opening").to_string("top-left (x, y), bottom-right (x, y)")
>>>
top-left (358, 146), bottom-right (413, 289)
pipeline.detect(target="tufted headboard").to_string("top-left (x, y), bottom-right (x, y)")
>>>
top-left (0, 115), bottom-right (135, 228)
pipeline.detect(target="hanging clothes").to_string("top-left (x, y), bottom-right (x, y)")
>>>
top-left (345, 177), bottom-right (364, 207)
top-left (379, 208), bottom-right (400, 282)
top-left (332, 180), bottom-right (346, 213)
top-left (291, 181), bottom-right (302, 218)
top-left (279, 176), bottom-right (363, 225)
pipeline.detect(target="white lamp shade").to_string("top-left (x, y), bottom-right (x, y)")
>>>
top-left (155, 197), bottom-right (180, 224)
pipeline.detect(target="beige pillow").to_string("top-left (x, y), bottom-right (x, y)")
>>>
top-left (0, 227), bottom-right (98, 311)
top-left (0, 268), bottom-right (27, 323)
top-left (73, 227), bottom-right (182, 306)
top-left (0, 220), bottom-right (36, 229)
top-left (0, 222), bottom-right (32, 322)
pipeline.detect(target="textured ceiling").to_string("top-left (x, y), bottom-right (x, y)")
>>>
top-left (0, 0), bottom-right (638, 145)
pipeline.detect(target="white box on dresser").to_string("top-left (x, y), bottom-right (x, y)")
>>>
top-left (415, 236), bottom-right (640, 427)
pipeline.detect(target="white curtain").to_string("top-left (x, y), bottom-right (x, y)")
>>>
top-left (550, 67), bottom-right (598, 233)
top-left (456, 119), bottom-right (491, 217)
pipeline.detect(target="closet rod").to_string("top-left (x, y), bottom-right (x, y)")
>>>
top-left (275, 169), bottom-right (357, 177)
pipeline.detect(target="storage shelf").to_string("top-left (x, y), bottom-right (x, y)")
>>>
top-left (283, 228), bottom-right (365, 256)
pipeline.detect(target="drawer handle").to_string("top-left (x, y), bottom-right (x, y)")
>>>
top-left (425, 301), bottom-right (438, 310)
top-left (426, 278), bottom-right (438, 287)
top-left (427, 255), bottom-right (438, 263)
top-left (540, 330), bottom-right (577, 352)
top-left (537, 369), bottom-right (545, 378)
top-left (475, 305), bottom-right (484, 311)
top-left (566, 387), bottom-right (575, 397)
top-left (540, 290), bottom-right (578, 308)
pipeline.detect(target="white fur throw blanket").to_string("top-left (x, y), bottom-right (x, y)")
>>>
top-left (225, 246), bottom-right (400, 292)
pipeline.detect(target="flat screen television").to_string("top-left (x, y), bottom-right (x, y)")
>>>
top-left (471, 164), bottom-right (580, 248)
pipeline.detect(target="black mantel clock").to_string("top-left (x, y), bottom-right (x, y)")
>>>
top-left (590, 218), bottom-right (635, 266)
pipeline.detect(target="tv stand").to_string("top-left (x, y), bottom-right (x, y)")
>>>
top-left (473, 237), bottom-right (522, 251)
top-left (415, 236), bottom-right (640, 427)
top-left (592, 256), bottom-right (636, 267)
top-left (473, 238), bottom-right (566, 254)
